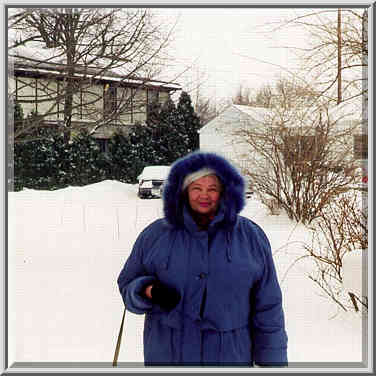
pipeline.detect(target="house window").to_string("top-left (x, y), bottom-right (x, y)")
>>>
top-left (96, 138), bottom-right (109, 153)
top-left (353, 134), bottom-right (368, 159)
top-left (15, 76), bottom-right (38, 115)
top-left (148, 89), bottom-right (159, 105)
top-left (132, 88), bottom-right (147, 123)
top-left (104, 84), bottom-right (117, 117)
top-left (146, 89), bottom-right (161, 122)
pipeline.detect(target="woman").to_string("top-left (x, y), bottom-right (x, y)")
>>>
top-left (117, 152), bottom-right (288, 366)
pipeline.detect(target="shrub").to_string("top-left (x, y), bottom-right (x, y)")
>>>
top-left (238, 104), bottom-right (360, 224)
top-left (305, 189), bottom-right (368, 312)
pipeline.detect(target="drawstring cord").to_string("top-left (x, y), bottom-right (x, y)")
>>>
top-left (164, 229), bottom-right (178, 270)
top-left (226, 231), bottom-right (232, 262)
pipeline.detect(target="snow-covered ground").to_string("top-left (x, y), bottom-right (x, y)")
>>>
top-left (7, 180), bottom-right (366, 369)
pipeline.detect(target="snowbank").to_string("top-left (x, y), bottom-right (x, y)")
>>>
top-left (8, 180), bottom-right (364, 366)
top-left (342, 249), bottom-right (368, 298)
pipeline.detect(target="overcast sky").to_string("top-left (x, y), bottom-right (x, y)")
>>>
top-left (4, 4), bottom-right (365, 105)
top-left (156, 7), bottom-right (312, 102)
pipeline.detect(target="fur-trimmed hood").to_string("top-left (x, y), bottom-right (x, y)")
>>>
top-left (162, 152), bottom-right (245, 228)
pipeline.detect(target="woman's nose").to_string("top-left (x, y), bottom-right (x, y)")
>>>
top-left (200, 189), bottom-right (209, 197)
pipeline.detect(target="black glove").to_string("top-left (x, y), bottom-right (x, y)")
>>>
top-left (150, 280), bottom-right (181, 311)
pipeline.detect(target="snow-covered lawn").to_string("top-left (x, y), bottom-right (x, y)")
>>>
top-left (8, 180), bottom-right (365, 368)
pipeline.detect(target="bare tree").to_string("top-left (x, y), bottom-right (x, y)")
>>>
top-left (194, 95), bottom-right (231, 127)
top-left (277, 9), bottom-right (366, 105)
top-left (252, 84), bottom-right (273, 108)
top-left (234, 77), bottom-right (321, 109)
top-left (8, 7), bottom-right (177, 142)
top-left (232, 85), bottom-right (253, 106)
top-left (236, 99), bottom-right (361, 224)
top-left (305, 190), bottom-right (367, 312)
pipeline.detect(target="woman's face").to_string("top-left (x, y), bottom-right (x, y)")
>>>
top-left (187, 174), bottom-right (221, 216)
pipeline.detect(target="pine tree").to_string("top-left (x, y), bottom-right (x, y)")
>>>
top-left (103, 92), bottom-right (203, 185)
top-left (155, 98), bottom-right (186, 162)
top-left (176, 91), bottom-right (201, 152)
top-left (146, 99), bottom-right (162, 126)
top-left (14, 100), bottom-right (24, 122)
top-left (13, 100), bottom-right (25, 139)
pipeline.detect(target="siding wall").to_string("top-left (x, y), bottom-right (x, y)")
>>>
top-left (12, 74), bottom-right (169, 128)
top-left (117, 87), bottom-right (133, 124)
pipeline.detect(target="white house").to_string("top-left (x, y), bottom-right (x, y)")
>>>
top-left (199, 103), bottom-right (366, 173)
top-left (198, 104), bottom-right (271, 171)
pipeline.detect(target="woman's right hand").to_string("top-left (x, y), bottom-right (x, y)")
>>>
top-left (144, 284), bottom-right (153, 299)
top-left (143, 281), bottom-right (181, 311)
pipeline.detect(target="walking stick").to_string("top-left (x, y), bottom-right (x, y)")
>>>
top-left (113, 305), bottom-right (126, 367)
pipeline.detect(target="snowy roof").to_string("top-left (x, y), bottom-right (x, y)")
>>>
top-left (138, 165), bottom-right (170, 181)
top-left (199, 104), bottom-right (271, 134)
top-left (9, 44), bottom-right (181, 91)
top-left (327, 100), bottom-right (363, 122)
top-left (234, 103), bottom-right (362, 123)
top-left (232, 104), bottom-right (272, 123)
top-left (200, 101), bottom-right (363, 136)
top-left (234, 102), bottom-right (363, 123)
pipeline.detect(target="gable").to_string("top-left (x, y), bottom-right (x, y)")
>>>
top-left (199, 104), bottom-right (269, 136)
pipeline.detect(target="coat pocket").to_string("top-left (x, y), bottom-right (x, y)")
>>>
top-left (221, 326), bottom-right (252, 365)
top-left (143, 317), bottom-right (178, 365)
top-left (234, 326), bottom-right (252, 363)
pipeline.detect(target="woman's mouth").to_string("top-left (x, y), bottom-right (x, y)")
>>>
top-left (199, 202), bottom-right (210, 207)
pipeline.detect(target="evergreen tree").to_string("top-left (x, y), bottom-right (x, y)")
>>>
top-left (13, 100), bottom-right (25, 139)
top-left (14, 100), bottom-right (24, 122)
top-left (176, 91), bottom-right (201, 152)
top-left (157, 98), bottom-right (188, 160)
top-left (146, 99), bottom-right (163, 126)
top-left (158, 98), bottom-right (177, 129)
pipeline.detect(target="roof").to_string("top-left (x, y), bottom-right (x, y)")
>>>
top-left (138, 165), bottom-right (170, 180)
top-left (199, 104), bottom-right (271, 134)
top-left (199, 102), bottom-right (363, 135)
top-left (232, 104), bottom-right (271, 123)
top-left (232, 103), bottom-right (362, 123)
top-left (327, 100), bottom-right (363, 122)
top-left (9, 44), bottom-right (181, 91)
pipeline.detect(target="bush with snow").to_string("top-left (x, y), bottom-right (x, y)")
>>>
top-left (305, 189), bottom-right (368, 312)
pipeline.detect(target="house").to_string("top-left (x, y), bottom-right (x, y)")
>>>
top-left (198, 104), bottom-right (272, 170)
top-left (199, 103), bottom-right (366, 174)
top-left (8, 45), bottom-right (181, 148)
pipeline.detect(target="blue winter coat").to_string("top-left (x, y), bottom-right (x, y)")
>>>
top-left (117, 152), bottom-right (288, 366)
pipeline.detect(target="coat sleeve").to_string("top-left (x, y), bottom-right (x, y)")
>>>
top-left (117, 228), bottom-right (157, 315)
top-left (249, 226), bottom-right (288, 366)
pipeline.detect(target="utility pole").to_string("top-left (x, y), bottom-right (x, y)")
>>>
top-left (337, 8), bottom-right (342, 105)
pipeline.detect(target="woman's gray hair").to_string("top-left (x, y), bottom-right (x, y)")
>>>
top-left (182, 167), bottom-right (218, 191)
